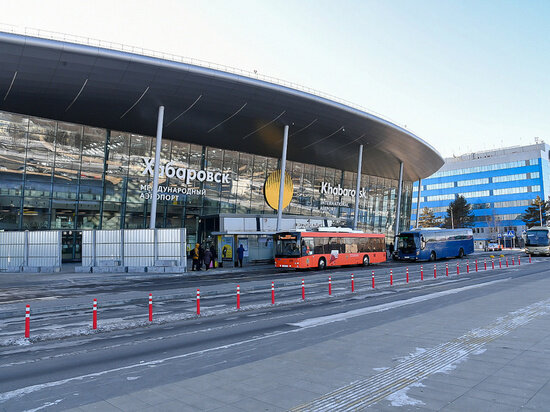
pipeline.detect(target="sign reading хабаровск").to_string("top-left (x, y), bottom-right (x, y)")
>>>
top-left (140, 158), bottom-right (232, 200)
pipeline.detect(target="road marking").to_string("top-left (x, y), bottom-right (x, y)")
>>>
top-left (290, 295), bottom-right (550, 411)
top-left (288, 278), bottom-right (509, 328)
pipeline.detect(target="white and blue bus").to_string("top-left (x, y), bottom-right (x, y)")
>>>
top-left (396, 228), bottom-right (474, 261)
top-left (524, 226), bottom-right (550, 256)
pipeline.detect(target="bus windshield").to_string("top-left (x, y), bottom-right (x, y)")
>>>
top-left (526, 230), bottom-right (550, 246)
top-left (398, 233), bottom-right (418, 254)
top-left (274, 234), bottom-right (301, 257)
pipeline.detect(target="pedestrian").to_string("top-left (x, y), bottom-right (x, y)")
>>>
top-left (237, 244), bottom-right (245, 267)
top-left (210, 244), bottom-right (217, 268)
top-left (192, 243), bottom-right (200, 271)
top-left (203, 247), bottom-right (212, 271)
top-left (199, 244), bottom-right (205, 270)
top-left (389, 242), bottom-right (394, 254)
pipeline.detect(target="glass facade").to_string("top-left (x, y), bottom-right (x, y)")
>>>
top-left (0, 110), bottom-right (412, 245)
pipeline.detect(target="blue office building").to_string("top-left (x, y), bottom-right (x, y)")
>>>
top-left (411, 143), bottom-right (549, 248)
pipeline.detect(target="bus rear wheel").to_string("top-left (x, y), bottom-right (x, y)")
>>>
top-left (362, 255), bottom-right (370, 266)
top-left (318, 257), bottom-right (326, 270)
top-left (458, 248), bottom-right (464, 259)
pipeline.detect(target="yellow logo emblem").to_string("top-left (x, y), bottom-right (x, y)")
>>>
top-left (264, 170), bottom-right (293, 211)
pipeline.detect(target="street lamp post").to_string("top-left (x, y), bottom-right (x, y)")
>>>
top-left (450, 208), bottom-right (454, 229)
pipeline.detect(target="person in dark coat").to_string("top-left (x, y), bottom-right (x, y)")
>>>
top-left (203, 248), bottom-right (212, 271)
top-left (237, 244), bottom-right (245, 267)
top-left (198, 245), bottom-right (205, 270)
top-left (210, 244), bottom-right (217, 268)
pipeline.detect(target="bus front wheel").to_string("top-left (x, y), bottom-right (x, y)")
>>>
top-left (458, 248), bottom-right (464, 259)
top-left (429, 251), bottom-right (436, 261)
top-left (362, 255), bottom-right (370, 266)
top-left (318, 257), bottom-right (326, 270)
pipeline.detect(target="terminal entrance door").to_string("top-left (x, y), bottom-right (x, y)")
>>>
top-left (185, 213), bottom-right (200, 255)
top-left (61, 230), bottom-right (82, 263)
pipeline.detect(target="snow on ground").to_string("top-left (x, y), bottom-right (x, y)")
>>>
top-left (387, 382), bottom-right (425, 407)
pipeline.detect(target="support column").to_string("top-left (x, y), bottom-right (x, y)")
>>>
top-left (415, 178), bottom-right (422, 228)
top-left (353, 144), bottom-right (364, 230)
top-left (149, 106), bottom-right (165, 229)
top-left (276, 125), bottom-right (290, 232)
top-left (393, 161), bottom-right (404, 247)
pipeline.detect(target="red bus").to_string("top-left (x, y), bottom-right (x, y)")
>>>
top-left (274, 231), bottom-right (386, 269)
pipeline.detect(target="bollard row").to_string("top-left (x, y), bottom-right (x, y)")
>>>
top-left (22, 254), bottom-right (531, 338)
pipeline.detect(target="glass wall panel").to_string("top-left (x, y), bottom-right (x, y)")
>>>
top-left (250, 154), bottom-right (268, 214)
top-left (0, 109), bottom-right (416, 246)
top-left (236, 152), bottom-right (253, 213)
top-left (220, 149), bottom-right (238, 213)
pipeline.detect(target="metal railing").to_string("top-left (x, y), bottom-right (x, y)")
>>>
top-left (0, 23), bottom-right (409, 131)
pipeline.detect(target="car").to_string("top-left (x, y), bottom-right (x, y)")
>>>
top-left (486, 242), bottom-right (502, 252)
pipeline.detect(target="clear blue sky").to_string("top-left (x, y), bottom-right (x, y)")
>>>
top-left (3, 0), bottom-right (549, 157)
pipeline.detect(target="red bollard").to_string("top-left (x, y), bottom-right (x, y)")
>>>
top-left (518, 256), bottom-right (521, 265)
top-left (406, 267), bottom-right (409, 283)
top-left (25, 304), bottom-right (30, 338)
top-left (506, 258), bottom-right (509, 268)
top-left (390, 269), bottom-right (393, 286)
top-left (499, 258), bottom-right (502, 268)
top-left (446, 263), bottom-right (449, 276)
top-left (328, 276), bottom-right (332, 295)
top-left (475, 260), bottom-right (478, 272)
top-left (149, 293), bottom-right (153, 322)
top-left (421, 265), bottom-right (424, 281)
top-left (351, 274), bottom-right (355, 292)
top-left (237, 285), bottom-right (241, 309)
top-left (271, 282), bottom-right (275, 304)
top-left (434, 264), bottom-right (437, 279)
top-left (512, 257), bottom-right (515, 266)
top-left (301, 279), bottom-right (305, 300)
top-left (93, 298), bottom-right (97, 330)
top-left (196, 289), bottom-right (200, 315)
top-left (492, 259), bottom-right (495, 270)
top-left (467, 261), bottom-right (470, 273)
top-left (457, 262), bottom-right (460, 275)
top-left (484, 259), bottom-right (487, 271)
top-left (372, 271), bottom-right (375, 289)
top-left (529, 255), bottom-right (532, 263)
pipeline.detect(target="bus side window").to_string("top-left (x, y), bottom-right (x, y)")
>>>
top-left (302, 238), bottom-right (314, 255)
top-left (313, 238), bottom-right (325, 254)
top-left (346, 238), bottom-right (358, 253)
top-left (377, 238), bottom-right (384, 252)
top-left (329, 238), bottom-right (341, 253)
top-left (360, 238), bottom-right (368, 253)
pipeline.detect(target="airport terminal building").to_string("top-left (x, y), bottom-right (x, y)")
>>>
top-left (0, 29), bottom-right (443, 262)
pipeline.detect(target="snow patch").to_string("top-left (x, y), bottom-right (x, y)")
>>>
top-left (289, 279), bottom-right (509, 328)
top-left (24, 398), bottom-right (64, 412)
top-left (387, 382), bottom-right (425, 406)
top-left (395, 347), bottom-right (426, 363)
top-left (436, 349), bottom-right (469, 374)
top-left (126, 376), bottom-right (140, 381)
top-left (373, 367), bottom-right (389, 372)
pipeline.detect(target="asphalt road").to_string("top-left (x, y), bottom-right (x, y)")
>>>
top-left (1, 250), bottom-right (547, 411)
